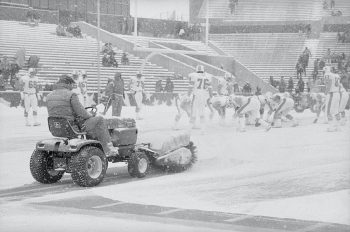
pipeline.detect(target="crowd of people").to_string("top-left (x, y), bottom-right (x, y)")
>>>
top-left (0, 47), bottom-right (41, 91)
top-left (101, 43), bottom-right (118, 68)
top-left (56, 23), bottom-right (82, 38)
top-left (337, 30), bottom-right (350, 43)
top-left (26, 7), bottom-right (40, 26)
top-left (228, 0), bottom-right (239, 14)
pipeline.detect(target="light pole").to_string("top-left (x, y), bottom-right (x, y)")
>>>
top-left (97, 0), bottom-right (101, 103)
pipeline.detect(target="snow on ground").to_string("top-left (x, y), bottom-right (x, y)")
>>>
top-left (0, 103), bottom-right (349, 228)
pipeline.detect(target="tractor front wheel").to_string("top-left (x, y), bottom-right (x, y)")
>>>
top-left (71, 146), bottom-right (107, 187)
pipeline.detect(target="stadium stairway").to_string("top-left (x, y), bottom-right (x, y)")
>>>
top-left (115, 34), bottom-right (218, 56)
top-left (198, 0), bottom-right (324, 21)
top-left (210, 33), bottom-right (307, 82)
top-left (0, 20), bottom-right (190, 93)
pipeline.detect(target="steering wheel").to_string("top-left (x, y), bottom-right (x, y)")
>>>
top-left (85, 106), bottom-right (97, 116)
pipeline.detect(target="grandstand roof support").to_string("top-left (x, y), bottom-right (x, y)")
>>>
top-left (97, 0), bottom-right (101, 103)
top-left (205, 0), bottom-right (209, 54)
top-left (133, 0), bottom-right (138, 50)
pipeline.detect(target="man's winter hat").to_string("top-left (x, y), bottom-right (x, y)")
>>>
top-left (136, 71), bottom-right (142, 77)
top-left (115, 72), bottom-right (122, 78)
top-left (58, 74), bottom-right (75, 84)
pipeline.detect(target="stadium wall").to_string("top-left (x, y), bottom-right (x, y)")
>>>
top-left (189, 54), bottom-right (277, 93)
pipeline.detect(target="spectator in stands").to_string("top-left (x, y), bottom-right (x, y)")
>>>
top-left (56, 24), bottom-right (67, 36)
top-left (323, 0), bottom-right (328, 9)
top-left (319, 59), bottom-right (326, 70)
top-left (122, 17), bottom-right (129, 35)
top-left (279, 76), bottom-right (286, 93)
top-left (242, 82), bottom-right (252, 95)
top-left (102, 43), bottom-right (115, 56)
top-left (302, 47), bottom-right (312, 67)
top-left (9, 61), bottom-right (20, 89)
top-left (313, 58), bottom-right (320, 76)
top-left (297, 78), bottom-right (305, 93)
top-left (296, 61), bottom-right (304, 79)
top-left (229, 0), bottom-right (236, 14)
top-left (164, 77), bottom-right (174, 93)
top-left (66, 23), bottom-right (82, 38)
top-left (155, 78), bottom-right (163, 93)
top-left (330, 0), bottom-right (335, 9)
top-left (324, 48), bottom-right (332, 63)
top-left (337, 31), bottom-right (343, 43)
top-left (306, 80), bottom-right (312, 93)
top-left (331, 9), bottom-right (342, 16)
top-left (179, 28), bottom-right (185, 39)
top-left (28, 55), bottom-right (40, 69)
top-left (164, 77), bottom-right (174, 105)
top-left (233, 82), bottom-right (240, 94)
top-left (121, 52), bottom-right (130, 65)
top-left (26, 7), bottom-right (40, 26)
top-left (269, 76), bottom-right (276, 87)
top-left (102, 53), bottom-right (118, 68)
top-left (287, 76), bottom-right (294, 93)
top-left (15, 47), bottom-right (26, 69)
top-left (255, 86), bottom-right (261, 95)
top-left (0, 56), bottom-right (11, 87)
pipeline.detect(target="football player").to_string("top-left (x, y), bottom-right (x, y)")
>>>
top-left (269, 94), bottom-right (298, 128)
top-left (230, 94), bottom-right (271, 132)
top-left (339, 82), bottom-right (349, 125)
top-left (188, 65), bottom-right (212, 131)
top-left (129, 71), bottom-right (145, 120)
top-left (324, 66), bottom-right (341, 131)
top-left (71, 70), bottom-right (85, 106)
top-left (20, 68), bottom-right (41, 126)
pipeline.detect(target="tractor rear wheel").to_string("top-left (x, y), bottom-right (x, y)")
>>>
top-left (30, 150), bottom-right (64, 184)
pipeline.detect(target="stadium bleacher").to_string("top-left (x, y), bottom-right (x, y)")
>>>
top-left (0, 20), bottom-right (190, 93)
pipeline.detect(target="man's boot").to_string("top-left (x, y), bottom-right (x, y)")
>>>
top-left (25, 117), bottom-right (31, 126)
top-left (33, 115), bottom-right (41, 126)
top-left (106, 142), bottom-right (119, 157)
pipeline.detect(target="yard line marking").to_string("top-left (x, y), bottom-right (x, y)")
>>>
top-left (92, 201), bottom-right (126, 209)
top-left (295, 222), bottom-right (330, 232)
top-left (224, 214), bottom-right (254, 222)
top-left (0, 186), bottom-right (65, 198)
top-left (156, 208), bottom-right (185, 215)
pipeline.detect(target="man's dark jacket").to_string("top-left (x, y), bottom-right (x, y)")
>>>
top-left (46, 83), bottom-right (91, 125)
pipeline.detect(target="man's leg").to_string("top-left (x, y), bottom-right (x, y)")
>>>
top-left (24, 94), bottom-right (31, 126)
top-left (135, 91), bottom-right (143, 119)
top-left (84, 116), bottom-right (118, 156)
top-left (116, 96), bottom-right (123, 117)
top-left (31, 94), bottom-right (40, 126)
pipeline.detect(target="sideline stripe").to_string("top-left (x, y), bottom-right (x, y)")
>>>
top-left (0, 186), bottom-right (64, 198)
top-left (224, 214), bottom-right (254, 222)
top-left (156, 208), bottom-right (184, 215)
top-left (295, 222), bottom-right (330, 232)
top-left (92, 201), bottom-right (126, 209)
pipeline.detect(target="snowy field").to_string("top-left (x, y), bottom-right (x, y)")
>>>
top-left (0, 103), bottom-right (349, 231)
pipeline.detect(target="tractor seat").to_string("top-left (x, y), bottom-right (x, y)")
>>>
top-left (48, 117), bottom-right (87, 139)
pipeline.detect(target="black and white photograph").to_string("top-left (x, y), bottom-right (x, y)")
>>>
top-left (0, 0), bottom-right (349, 231)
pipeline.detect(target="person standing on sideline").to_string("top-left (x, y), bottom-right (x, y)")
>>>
top-left (189, 65), bottom-right (212, 131)
top-left (324, 66), bottom-right (341, 131)
top-left (103, 72), bottom-right (125, 117)
top-left (129, 72), bottom-right (145, 119)
top-left (20, 68), bottom-right (41, 126)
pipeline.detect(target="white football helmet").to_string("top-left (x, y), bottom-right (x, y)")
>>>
top-left (196, 65), bottom-right (204, 73)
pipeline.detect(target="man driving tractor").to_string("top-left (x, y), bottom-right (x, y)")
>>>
top-left (46, 75), bottom-right (119, 157)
